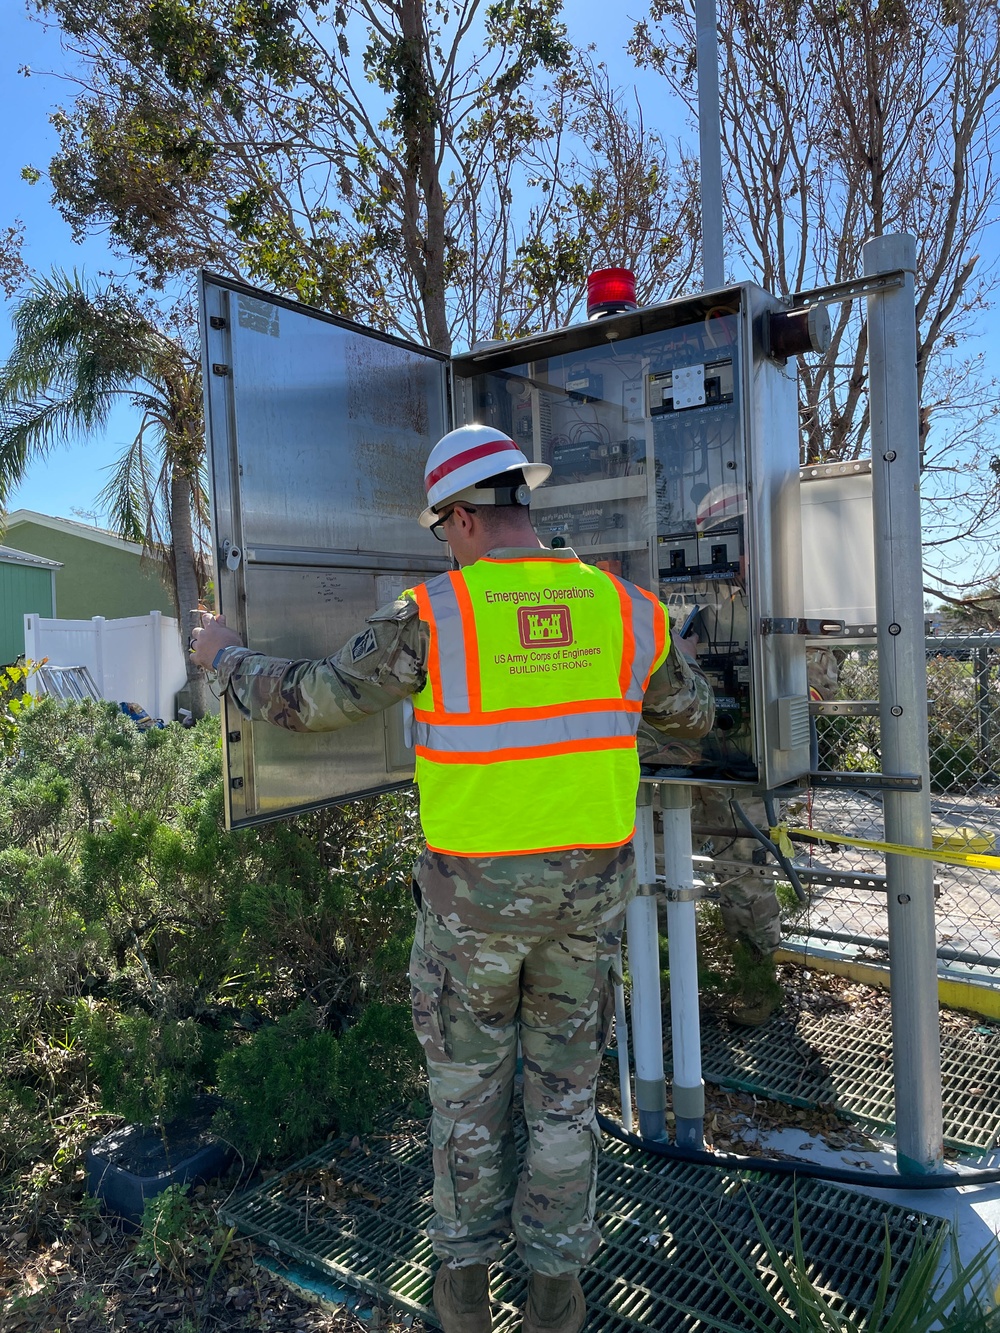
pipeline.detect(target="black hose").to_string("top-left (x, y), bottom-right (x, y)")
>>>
top-left (730, 797), bottom-right (808, 904)
top-left (596, 1112), bottom-right (1000, 1190)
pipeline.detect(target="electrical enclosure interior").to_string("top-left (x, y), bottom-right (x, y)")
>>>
top-left (201, 275), bottom-right (810, 828)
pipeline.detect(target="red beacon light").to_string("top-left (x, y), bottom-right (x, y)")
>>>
top-left (587, 268), bottom-right (638, 320)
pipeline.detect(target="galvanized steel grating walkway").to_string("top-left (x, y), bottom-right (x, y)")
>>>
top-left (685, 1010), bottom-right (1000, 1153)
top-left (221, 1113), bottom-right (945, 1331)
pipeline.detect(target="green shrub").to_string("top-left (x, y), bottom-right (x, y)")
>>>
top-left (137, 1183), bottom-right (235, 1283)
top-left (717, 1193), bottom-right (1000, 1330)
top-left (0, 699), bottom-right (423, 1194)
top-left (73, 1004), bottom-right (224, 1127)
top-left (214, 1001), bottom-right (420, 1161)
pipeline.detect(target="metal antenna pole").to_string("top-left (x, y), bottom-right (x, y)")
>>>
top-left (696, 0), bottom-right (725, 288)
top-left (864, 233), bottom-right (943, 1175)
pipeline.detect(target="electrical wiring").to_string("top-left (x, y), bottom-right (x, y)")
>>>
top-left (730, 797), bottom-right (808, 905)
top-left (596, 1113), bottom-right (1000, 1189)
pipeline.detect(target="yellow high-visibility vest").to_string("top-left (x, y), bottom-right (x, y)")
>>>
top-left (406, 553), bottom-right (670, 857)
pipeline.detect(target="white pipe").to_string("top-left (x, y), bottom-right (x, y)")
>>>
top-left (626, 796), bottom-right (667, 1140)
top-left (613, 951), bottom-right (634, 1135)
top-left (661, 785), bottom-right (705, 1149)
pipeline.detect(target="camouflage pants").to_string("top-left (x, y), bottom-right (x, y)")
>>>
top-left (693, 788), bottom-right (781, 954)
top-left (409, 843), bottom-right (636, 1277)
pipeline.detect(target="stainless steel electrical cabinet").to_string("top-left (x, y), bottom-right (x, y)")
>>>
top-left (201, 274), bottom-right (811, 828)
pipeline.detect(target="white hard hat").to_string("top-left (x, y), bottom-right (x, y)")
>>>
top-left (695, 482), bottom-right (745, 532)
top-left (418, 424), bottom-right (551, 527)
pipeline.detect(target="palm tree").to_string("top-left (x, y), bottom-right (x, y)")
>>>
top-left (0, 271), bottom-right (211, 716)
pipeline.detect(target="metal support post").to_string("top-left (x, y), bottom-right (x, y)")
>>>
top-left (626, 789), bottom-right (667, 1140)
top-left (696, 0), bottom-right (725, 288)
top-left (661, 784), bottom-right (705, 1149)
top-left (864, 233), bottom-right (944, 1175)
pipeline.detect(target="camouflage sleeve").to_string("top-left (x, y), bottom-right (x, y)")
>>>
top-left (214, 596), bottom-right (428, 732)
top-left (641, 641), bottom-right (716, 739)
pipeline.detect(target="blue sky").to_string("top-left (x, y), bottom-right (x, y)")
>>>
top-left (0, 3), bottom-right (144, 520)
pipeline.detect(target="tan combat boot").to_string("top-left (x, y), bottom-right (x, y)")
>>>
top-left (521, 1273), bottom-right (586, 1333)
top-left (433, 1262), bottom-right (493, 1333)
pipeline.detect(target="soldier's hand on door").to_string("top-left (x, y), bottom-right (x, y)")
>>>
top-left (190, 612), bottom-right (244, 669)
top-left (676, 632), bottom-right (699, 661)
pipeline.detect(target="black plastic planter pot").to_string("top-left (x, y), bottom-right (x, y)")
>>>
top-left (86, 1100), bottom-right (234, 1225)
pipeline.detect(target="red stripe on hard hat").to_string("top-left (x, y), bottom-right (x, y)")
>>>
top-left (699, 495), bottom-right (738, 525)
top-left (425, 438), bottom-right (520, 492)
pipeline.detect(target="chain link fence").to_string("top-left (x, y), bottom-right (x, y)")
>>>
top-left (783, 633), bottom-right (1000, 976)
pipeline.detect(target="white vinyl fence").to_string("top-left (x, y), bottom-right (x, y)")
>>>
top-left (23, 611), bottom-right (188, 720)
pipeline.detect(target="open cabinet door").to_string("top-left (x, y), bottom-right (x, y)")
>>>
top-left (200, 274), bottom-right (451, 827)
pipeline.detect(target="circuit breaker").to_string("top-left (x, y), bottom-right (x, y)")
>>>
top-left (202, 274), bottom-right (810, 827)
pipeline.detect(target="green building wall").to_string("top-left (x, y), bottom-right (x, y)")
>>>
top-left (0, 562), bottom-right (54, 665)
top-left (3, 521), bottom-right (174, 620)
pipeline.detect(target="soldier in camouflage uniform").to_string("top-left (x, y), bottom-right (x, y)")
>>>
top-left (692, 644), bottom-right (840, 1022)
top-left (192, 427), bottom-right (714, 1333)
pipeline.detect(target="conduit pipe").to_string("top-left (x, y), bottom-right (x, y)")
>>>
top-left (613, 951), bottom-right (634, 1135)
top-left (625, 792), bottom-right (667, 1140)
top-left (661, 785), bottom-right (705, 1149)
top-left (597, 1113), bottom-right (1000, 1189)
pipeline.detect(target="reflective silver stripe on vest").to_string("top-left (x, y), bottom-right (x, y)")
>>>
top-left (412, 708), bottom-right (639, 754)
top-left (618, 581), bottom-right (662, 700)
top-left (422, 572), bottom-right (470, 711)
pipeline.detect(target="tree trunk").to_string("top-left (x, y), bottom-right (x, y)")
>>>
top-left (398, 0), bottom-right (451, 354)
top-left (169, 469), bottom-right (211, 719)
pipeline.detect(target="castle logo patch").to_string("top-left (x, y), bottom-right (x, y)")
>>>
top-left (517, 604), bottom-right (573, 648)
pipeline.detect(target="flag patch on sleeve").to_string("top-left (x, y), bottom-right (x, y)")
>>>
top-left (351, 627), bottom-right (379, 662)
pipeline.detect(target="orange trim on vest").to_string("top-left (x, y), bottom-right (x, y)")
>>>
top-left (449, 570), bottom-right (482, 713)
top-left (608, 574), bottom-right (635, 696)
top-left (413, 697), bottom-right (643, 725)
top-left (637, 584), bottom-right (667, 688)
top-left (415, 735), bottom-right (636, 765)
top-left (413, 583), bottom-right (443, 714)
top-left (424, 829), bottom-right (637, 858)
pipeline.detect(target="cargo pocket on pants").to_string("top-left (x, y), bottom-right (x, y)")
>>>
top-left (596, 958), bottom-right (617, 1054)
top-left (584, 1120), bottom-right (602, 1233)
top-left (430, 1110), bottom-right (460, 1224)
top-left (410, 935), bottom-right (448, 1063)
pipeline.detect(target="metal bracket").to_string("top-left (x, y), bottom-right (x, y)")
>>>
top-left (663, 885), bottom-right (703, 903)
top-left (811, 700), bottom-right (936, 717)
top-left (789, 272), bottom-right (905, 309)
top-left (761, 617), bottom-right (846, 636)
top-left (809, 770), bottom-right (922, 791)
top-left (801, 459), bottom-right (873, 481)
top-left (811, 700), bottom-right (879, 716)
top-left (806, 624), bottom-right (879, 642)
top-left (708, 858), bottom-right (779, 880)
